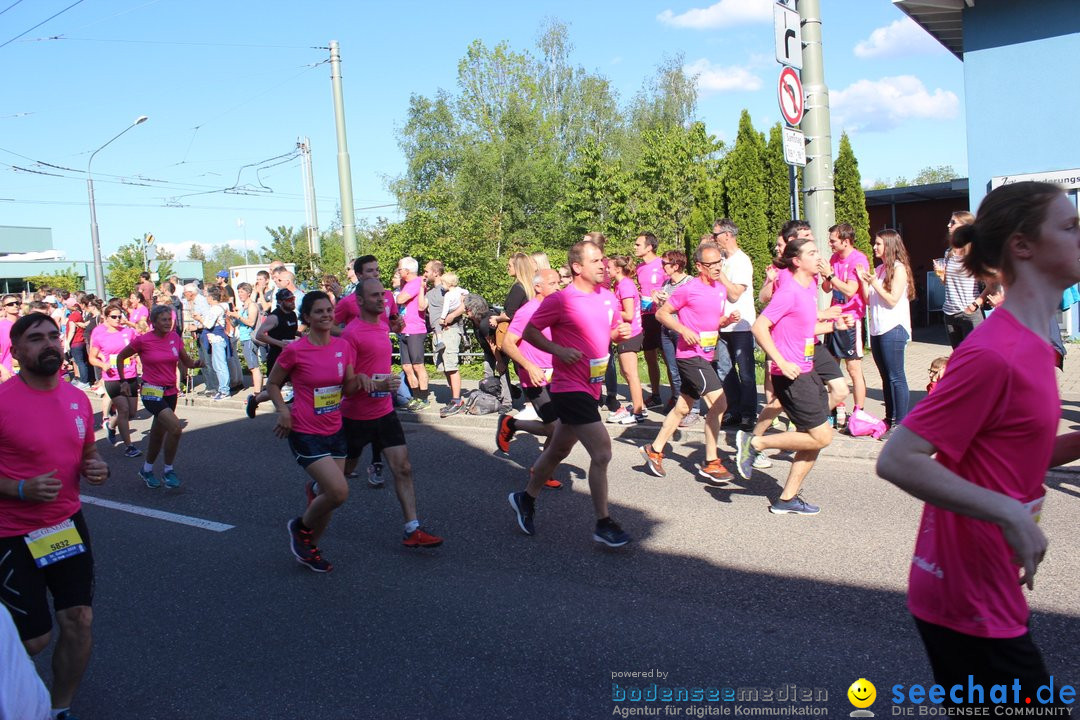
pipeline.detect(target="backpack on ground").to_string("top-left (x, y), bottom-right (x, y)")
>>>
top-left (465, 388), bottom-right (501, 415)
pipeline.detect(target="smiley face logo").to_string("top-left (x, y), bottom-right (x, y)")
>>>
top-left (848, 678), bottom-right (876, 709)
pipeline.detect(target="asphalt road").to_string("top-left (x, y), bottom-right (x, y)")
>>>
top-left (34, 401), bottom-right (1080, 720)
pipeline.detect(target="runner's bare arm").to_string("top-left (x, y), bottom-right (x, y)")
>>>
top-left (1050, 430), bottom-right (1080, 467)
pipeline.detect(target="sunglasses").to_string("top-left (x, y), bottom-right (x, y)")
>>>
top-left (108, 314), bottom-right (123, 319)
top-left (3, 301), bottom-right (18, 307)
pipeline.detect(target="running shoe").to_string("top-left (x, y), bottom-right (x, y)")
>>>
top-left (678, 411), bottom-right (702, 428)
top-left (211, 392), bottom-right (228, 401)
top-left (106, 423), bottom-right (117, 446)
top-left (367, 462), bottom-right (384, 488)
top-left (139, 468), bottom-right (161, 489)
top-left (508, 491), bottom-right (535, 535)
top-left (439, 398), bottom-right (465, 418)
top-left (734, 430), bottom-right (759, 480)
top-left (406, 397), bottom-right (428, 412)
top-left (124, 445), bottom-right (142, 458)
top-left (645, 394), bottom-right (664, 409)
top-left (721, 415), bottom-right (741, 428)
top-left (495, 413), bottom-right (515, 453)
top-left (607, 406), bottom-right (632, 424)
top-left (403, 528), bottom-right (444, 548)
top-left (593, 517), bottom-right (631, 547)
top-left (299, 547), bottom-right (333, 573)
top-left (305, 480), bottom-right (318, 506)
top-left (771, 416), bottom-right (788, 431)
top-left (752, 453), bottom-right (773, 469)
top-left (163, 469), bottom-right (181, 489)
top-left (640, 444), bottom-right (665, 477)
top-left (245, 394), bottom-right (257, 419)
top-left (543, 478), bottom-right (563, 489)
top-left (346, 468), bottom-right (360, 480)
top-left (287, 517), bottom-right (314, 562)
top-left (618, 409), bottom-right (645, 425)
top-left (698, 459), bottom-right (734, 484)
top-left (769, 495), bottom-right (821, 515)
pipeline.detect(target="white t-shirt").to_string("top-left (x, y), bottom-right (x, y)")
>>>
top-left (0, 607), bottom-right (50, 720)
top-left (721, 248), bottom-right (756, 333)
top-left (440, 287), bottom-right (468, 321)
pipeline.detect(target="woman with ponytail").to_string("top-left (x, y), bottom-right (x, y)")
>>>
top-left (878, 182), bottom-right (1080, 705)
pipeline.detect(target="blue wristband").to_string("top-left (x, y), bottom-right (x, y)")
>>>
top-left (17, 480), bottom-right (25, 500)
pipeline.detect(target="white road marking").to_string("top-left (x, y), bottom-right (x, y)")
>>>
top-left (79, 495), bottom-right (235, 532)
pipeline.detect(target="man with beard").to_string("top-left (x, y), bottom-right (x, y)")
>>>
top-left (0, 313), bottom-right (110, 720)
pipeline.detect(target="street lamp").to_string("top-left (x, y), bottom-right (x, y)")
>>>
top-left (87, 115), bottom-right (148, 296)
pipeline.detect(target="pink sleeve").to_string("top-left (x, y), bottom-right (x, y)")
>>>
top-left (527, 293), bottom-right (562, 332)
top-left (902, 346), bottom-right (1008, 463)
top-left (761, 288), bottom-right (794, 325)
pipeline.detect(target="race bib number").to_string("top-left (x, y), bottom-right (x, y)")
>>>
top-left (313, 385), bottom-right (342, 415)
top-left (1024, 497), bottom-right (1044, 524)
top-left (24, 519), bottom-right (86, 568)
top-left (142, 384), bottom-right (165, 400)
top-left (804, 338), bottom-right (815, 364)
top-left (370, 374), bottom-right (391, 398)
top-left (699, 331), bottom-right (719, 357)
top-left (589, 357), bottom-right (608, 384)
top-left (543, 368), bottom-right (553, 384)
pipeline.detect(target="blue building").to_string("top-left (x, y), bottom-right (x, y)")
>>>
top-left (896, 0), bottom-right (1080, 335)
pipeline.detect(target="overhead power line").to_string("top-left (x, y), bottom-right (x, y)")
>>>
top-left (0, 0), bottom-right (86, 50)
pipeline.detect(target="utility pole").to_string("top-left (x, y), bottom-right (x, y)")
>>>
top-left (329, 41), bottom-right (357, 260)
top-left (298, 137), bottom-right (320, 256)
top-left (797, 0), bottom-right (835, 266)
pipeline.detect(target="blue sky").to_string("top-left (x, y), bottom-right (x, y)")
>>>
top-left (1, 0), bottom-right (966, 264)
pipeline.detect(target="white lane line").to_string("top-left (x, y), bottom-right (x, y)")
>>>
top-left (79, 495), bottom-right (235, 533)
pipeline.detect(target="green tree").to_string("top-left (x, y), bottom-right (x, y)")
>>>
top-left (763, 123), bottom-right (794, 238)
top-left (105, 241), bottom-right (148, 298)
top-left (911, 164), bottom-right (959, 186)
top-left (26, 266), bottom-right (84, 293)
top-left (721, 110), bottom-right (771, 296)
top-left (187, 243), bottom-right (206, 261)
top-left (259, 226), bottom-right (319, 287)
top-left (834, 132), bottom-right (873, 259)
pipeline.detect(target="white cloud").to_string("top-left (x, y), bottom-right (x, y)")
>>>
top-left (831, 76), bottom-right (959, 133)
top-left (685, 58), bottom-right (762, 94)
top-left (657, 0), bottom-right (771, 29)
top-left (854, 17), bottom-right (946, 59)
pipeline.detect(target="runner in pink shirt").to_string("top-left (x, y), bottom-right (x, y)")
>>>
top-left (115, 306), bottom-right (202, 489)
top-left (606, 256), bottom-right (647, 424)
top-left (634, 233), bottom-right (668, 407)
top-left (333, 255), bottom-right (400, 332)
top-left (0, 293), bottom-right (19, 382)
top-left (821, 222), bottom-right (870, 416)
top-left (878, 182), bottom-right (1080, 702)
top-left (272, 291), bottom-right (362, 573)
top-left (738, 235), bottom-right (833, 515)
top-left (88, 300), bottom-right (141, 458)
top-left (340, 278), bottom-right (444, 549)
top-left (495, 269), bottom-right (563, 489)
top-left (509, 239), bottom-right (634, 548)
top-left (640, 242), bottom-right (740, 482)
top-left (0, 313), bottom-right (109, 718)
top-left (394, 256), bottom-right (430, 409)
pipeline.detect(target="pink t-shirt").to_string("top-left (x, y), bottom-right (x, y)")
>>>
top-left (668, 277), bottom-right (727, 362)
top-left (527, 283), bottom-right (619, 398)
top-left (636, 257), bottom-right (667, 314)
top-left (829, 249), bottom-right (869, 319)
top-left (761, 272), bottom-right (818, 375)
top-left (128, 305), bottom-right (149, 327)
top-left (275, 336), bottom-right (355, 435)
top-left (0, 380), bottom-right (94, 537)
top-left (397, 277), bottom-right (427, 335)
top-left (334, 291), bottom-right (396, 330)
top-left (89, 326), bottom-right (138, 381)
top-left (901, 309), bottom-right (1059, 638)
top-left (127, 330), bottom-right (181, 394)
top-left (341, 318), bottom-right (394, 421)
top-left (506, 297), bottom-right (553, 388)
top-left (615, 277), bottom-right (643, 338)
top-left (0, 319), bottom-right (12, 373)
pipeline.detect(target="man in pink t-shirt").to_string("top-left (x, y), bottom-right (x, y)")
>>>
top-left (738, 236), bottom-right (833, 516)
top-left (496, 269), bottom-right (562, 489)
top-left (0, 314), bottom-right (109, 718)
top-left (634, 233), bottom-right (667, 407)
top-left (821, 223), bottom-right (870, 414)
top-left (394, 256), bottom-right (430, 410)
top-left (333, 255), bottom-right (400, 333)
top-left (509, 240), bottom-right (633, 548)
top-left (640, 242), bottom-right (739, 482)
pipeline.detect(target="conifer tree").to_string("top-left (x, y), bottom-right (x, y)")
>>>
top-left (834, 131), bottom-right (873, 259)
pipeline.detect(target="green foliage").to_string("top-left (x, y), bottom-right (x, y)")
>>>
top-left (721, 110), bottom-right (771, 299)
top-left (763, 124), bottom-right (794, 238)
top-left (834, 132), bottom-right (873, 259)
top-left (912, 164), bottom-right (959, 186)
top-left (26, 266), bottom-right (84, 293)
top-left (104, 239), bottom-right (172, 300)
top-left (203, 244), bottom-right (260, 285)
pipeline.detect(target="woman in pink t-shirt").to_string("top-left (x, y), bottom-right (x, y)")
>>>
top-left (268, 291), bottom-right (366, 574)
top-left (878, 182), bottom-right (1080, 701)
top-left (88, 299), bottom-right (141, 457)
top-left (125, 292), bottom-right (150, 332)
top-left (607, 256), bottom-right (646, 424)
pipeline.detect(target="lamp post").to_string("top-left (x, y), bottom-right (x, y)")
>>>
top-left (87, 115), bottom-right (148, 296)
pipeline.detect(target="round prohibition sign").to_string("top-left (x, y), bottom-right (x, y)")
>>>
top-left (777, 66), bottom-right (804, 126)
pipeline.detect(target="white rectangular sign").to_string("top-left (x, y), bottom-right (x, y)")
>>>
top-left (782, 127), bottom-right (806, 167)
top-left (990, 168), bottom-right (1080, 191)
top-left (774, 2), bottom-right (803, 70)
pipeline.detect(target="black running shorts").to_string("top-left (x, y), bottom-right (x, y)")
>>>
top-left (523, 386), bottom-right (558, 424)
top-left (287, 429), bottom-right (347, 468)
top-left (344, 411), bottom-right (407, 460)
top-left (398, 334), bottom-right (426, 366)
top-left (675, 356), bottom-right (723, 400)
top-left (771, 372), bottom-right (829, 432)
top-left (812, 344), bottom-right (843, 383)
top-left (549, 391), bottom-right (601, 426)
